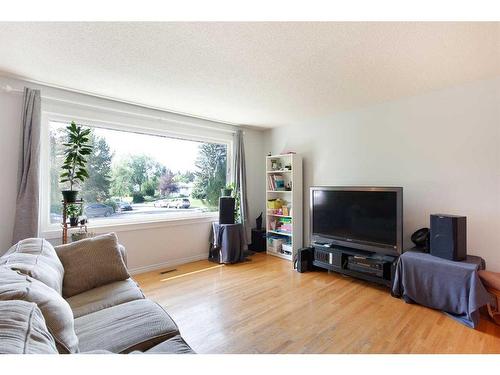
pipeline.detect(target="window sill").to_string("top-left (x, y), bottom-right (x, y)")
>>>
top-left (40, 213), bottom-right (219, 240)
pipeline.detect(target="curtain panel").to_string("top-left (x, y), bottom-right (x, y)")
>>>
top-left (233, 129), bottom-right (249, 241)
top-left (12, 87), bottom-right (41, 244)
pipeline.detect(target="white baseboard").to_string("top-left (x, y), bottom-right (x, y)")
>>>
top-left (128, 253), bottom-right (208, 275)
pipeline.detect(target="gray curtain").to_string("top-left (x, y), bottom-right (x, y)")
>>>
top-left (233, 129), bottom-right (250, 241)
top-left (12, 87), bottom-right (41, 244)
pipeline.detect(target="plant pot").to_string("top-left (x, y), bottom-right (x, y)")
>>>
top-left (69, 217), bottom-right (79, 227)
top-left (62, 190), bottom-right (78, 203)
top-left (221, 188), bottom-right (233, 197)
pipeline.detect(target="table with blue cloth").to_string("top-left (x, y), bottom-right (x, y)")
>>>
top-left (208, 223), bottom-right (247, 264)
top-left (392, 250), bottom-right (492, 328)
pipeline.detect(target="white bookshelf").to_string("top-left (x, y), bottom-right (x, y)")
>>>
top-left (265, 153), bottom-right (303, 263)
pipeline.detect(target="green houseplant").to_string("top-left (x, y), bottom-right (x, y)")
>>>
top-left (65, 204), bottom-right (81, 227)
top-left (221, 182), bottom-right (241, 223)
top-left (221, 184), bottom-right (233, 197)
top-left (230, 183), bottom-right (241, 223)
top-left (59, 121), bottom-right (93, 203)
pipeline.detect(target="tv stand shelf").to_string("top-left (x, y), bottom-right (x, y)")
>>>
top-left (311, 244), bottom-right (397, 287)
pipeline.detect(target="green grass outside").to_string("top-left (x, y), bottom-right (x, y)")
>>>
top-left (189, 198), bottom-right (218, 211)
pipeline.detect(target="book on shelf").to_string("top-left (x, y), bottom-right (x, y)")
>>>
top-left (267, 203), bottom-right (291, 216)
top-left (267, 174), bottom-right (286, 191)
top-left (268, 216), bottom-right (293, 233)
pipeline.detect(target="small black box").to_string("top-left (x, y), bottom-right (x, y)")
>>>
top-left (430, 214), bottom-right (467, 261)
top-left (296, 247), bottom-right (314, 273)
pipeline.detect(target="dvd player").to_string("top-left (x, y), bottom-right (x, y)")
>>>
top-left (346, 255), bottom-right (386, 278)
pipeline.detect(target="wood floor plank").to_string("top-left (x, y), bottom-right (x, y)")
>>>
top-left (134, 253), bottom-right (500, 353)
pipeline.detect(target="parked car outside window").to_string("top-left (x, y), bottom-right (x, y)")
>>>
top-left (116, 201), bottom-right (132, 212)
top-left (84, 203), bottom-right (114, 218)
top-left (167, 198), bottom-right (191, 209)
top-left (154, 199), bottom-right (169, 208)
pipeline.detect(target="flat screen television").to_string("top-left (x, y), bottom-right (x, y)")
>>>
top-left (310, 187), bottom-right (403, 256)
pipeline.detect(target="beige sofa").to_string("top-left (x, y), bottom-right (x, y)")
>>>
top-left (0, 233), bottom-right (194, 354)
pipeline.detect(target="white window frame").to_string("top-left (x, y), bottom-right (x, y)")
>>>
top-left (39, 104), bottom-right (234, 239)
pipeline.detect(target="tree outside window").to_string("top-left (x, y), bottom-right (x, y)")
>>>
top-left (49, 121), bottom-right (228, 224)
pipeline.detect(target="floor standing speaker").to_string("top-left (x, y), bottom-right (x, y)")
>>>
top-left (219, 197), bottom-right (235, 224)
top-left (430, 214), bottom-right (467, 261)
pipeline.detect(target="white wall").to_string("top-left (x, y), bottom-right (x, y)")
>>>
top-left (0, 76), bottom-right (267, 273)
top-left (266, 77), bottom-right (500, 271)
top-left (90, 219), bottom-right (215, 274)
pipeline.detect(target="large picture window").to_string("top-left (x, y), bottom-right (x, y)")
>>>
top-left (47, 120), bottom-right (229, 227)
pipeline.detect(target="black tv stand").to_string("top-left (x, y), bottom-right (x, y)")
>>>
top-left (311, 243), bottom-right (398, 287)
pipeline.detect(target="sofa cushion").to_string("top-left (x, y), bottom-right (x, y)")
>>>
top-left (74, 299), bottom-right (179, 353)
top-left (55, 233), bottom-right (130, 298)
top-left (67, 278), bottom-right (145, 318)
top-left (0, 267), bottom-right (79, 353)
top-left (0, 300), bottom-right (58, 354)
top-left (141, 335), bottom-right (195, 354)
top-left (0, 238), bottom-right (64, 295)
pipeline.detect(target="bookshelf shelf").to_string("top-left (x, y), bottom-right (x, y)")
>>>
top-left (265, 153), bottom-right (302, 265)
top-left (267, 230), bottom-right (293, 237)
top-left (266, 249), bottom-right (293, 261)
top-left (267, 213), bottom-right (292, 218)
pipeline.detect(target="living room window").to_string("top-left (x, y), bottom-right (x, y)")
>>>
top-left (42, 119), bottom-right (230, 231)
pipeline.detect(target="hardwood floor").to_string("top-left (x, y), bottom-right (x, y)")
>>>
top-left (134, 253), bottom-right (500, 353)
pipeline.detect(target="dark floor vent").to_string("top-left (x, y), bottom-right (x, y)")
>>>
top-left (160, 269), bottom-right (177, 275)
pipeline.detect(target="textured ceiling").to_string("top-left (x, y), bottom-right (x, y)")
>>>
top-left (0, 22), bottom-right (498, 127)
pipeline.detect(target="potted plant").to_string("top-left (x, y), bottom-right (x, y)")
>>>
top-left (221, 182), bottom-right (241, 223)
top-left (66, 204), bottom-right (81, 227)
top-left (59, 121), bottom-right (93, 203)
top-left (221, 184), bottom-right (233, 197)
top-left (230, 183), bottom-right (241, 223)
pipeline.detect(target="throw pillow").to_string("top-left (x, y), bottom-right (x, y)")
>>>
top-left (55, 233), bottom-right (129, 298)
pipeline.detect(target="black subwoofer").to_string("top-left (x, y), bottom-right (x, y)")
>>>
top-left (430, 214), bottom-right (467, 261)
top-left (295, 247), bottom-right (314, 273)
top-left (219, 197), bottom-right (235, 224)
top-left (249, 228), bottom-right (266, 252)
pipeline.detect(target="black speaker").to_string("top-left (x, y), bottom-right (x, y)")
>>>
top-left (219, 197), bottom-right (235, 224)
top-left (295, 247), bottom-right (314, 273)
top-left (430, 214), bottom-right (466, 261)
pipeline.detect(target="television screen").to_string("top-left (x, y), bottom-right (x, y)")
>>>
top-left (312, 189), bottom-right (400, 250)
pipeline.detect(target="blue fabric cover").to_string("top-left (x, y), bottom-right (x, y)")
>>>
top-left (210, 223), bottom-right (246, 264)
top-left (392, 251), bottom-right (492, 328)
